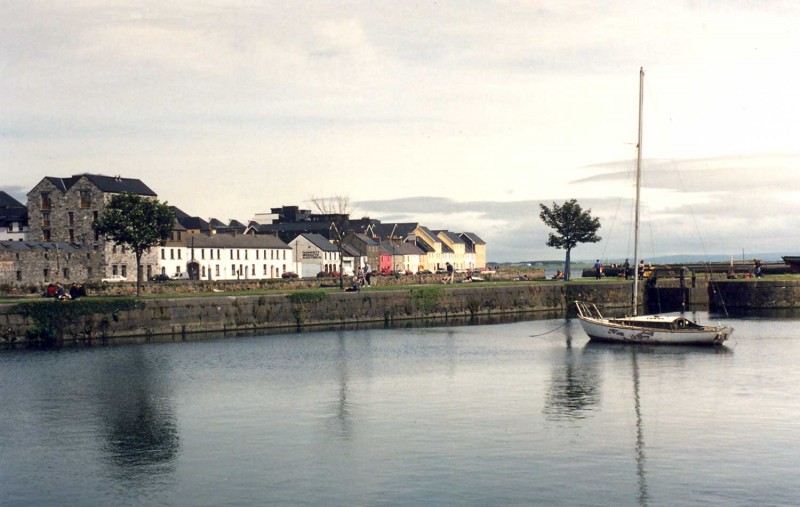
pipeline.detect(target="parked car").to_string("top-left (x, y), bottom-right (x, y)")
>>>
top-left (150, 274), bottom-right (171, 282)
top-left (171, 272), bottom-right (190, 280)
top-left (101, 274), bottom-right (127, 283)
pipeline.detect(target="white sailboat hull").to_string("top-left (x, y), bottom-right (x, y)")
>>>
top-left (578, 316), bottom-right (732, 346)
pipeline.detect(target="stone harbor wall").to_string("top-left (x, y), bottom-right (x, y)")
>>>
top-left (0, 281), bottom-right (638, 345)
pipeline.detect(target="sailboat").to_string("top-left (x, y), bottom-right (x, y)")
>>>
top-left (575, 68), bottom-right (733, 346)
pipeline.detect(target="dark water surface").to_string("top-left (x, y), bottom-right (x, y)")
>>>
top-left (1, 313), bottom-right (799, 506)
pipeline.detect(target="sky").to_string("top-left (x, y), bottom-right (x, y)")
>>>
top-left (2, 1), bottom-right (800, 262)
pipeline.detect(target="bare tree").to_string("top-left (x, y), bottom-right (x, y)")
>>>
top-left (309, 195), bottom-right (354, 289)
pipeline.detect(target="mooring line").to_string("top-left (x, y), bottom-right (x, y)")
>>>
top-left (529, 320), bottom-right (570, 338)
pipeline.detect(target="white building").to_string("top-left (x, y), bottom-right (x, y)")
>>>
top-left (288, 233), bottom-right (342, 278)
top-left (158, 233), bottom-right (292, 280)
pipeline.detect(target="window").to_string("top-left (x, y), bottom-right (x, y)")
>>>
top-left (43, 229), bottom-right (51, 241)
top-left (161, 249), bottom-right (165, 260)
top-left (16, 271), bottom-right (22, 281)
top-left (263, 264), bottom-right (267, 275)
top-left (68, 212), bottom-right (74, 226)
top-left (41, 212), bottom-right (50, 227)
top-left (6, 224), bottom-right (11, 233)
top-left (40, 192), bottom-right (52, 209)
top-left (201, 249), bottom-right (205, 260)
top-left (231, 264), bottom-right (236, 276)
top-left (215, 265), bottom-right (220, 276)
top-left (112, 265), bottom-right (118, 276)
top-left (121, 265), bottom-right (127, 277)
top-left (283, 250), bottom-right (286, 260)
top-left (236, 250), bottom-right (240, 260)
top-left (79, 190), bottom-right (91, 209)
top-left (62, 268), bottom-right (69, 278)
top-left (43, 268), bottom-right (49, 279)
top-left (256, 250), bottom-right (259, 260)
top-left (146, 265), bottom-right (152, 279)
top-left (244, 250), bottom-right (248, 260)
top-left (271, 250), bottom-right (274, 260)
top-left (170, 249), bottom-right (174, 260)
top-left (276, 267), bottom-right (280, 277)
top-left (230, 250), bottom-right (234, 260)
top-left (201, 266), bottom-right (206, 277)
top-left (178, 250), bottom-right (182, 260)
top-left (69, 229), bottom-right (75, 242)
top-left (252, 264), bottom-right (255, 276)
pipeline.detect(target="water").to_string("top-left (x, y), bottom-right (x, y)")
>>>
top-left (1, 313), bottom-right (799, 506)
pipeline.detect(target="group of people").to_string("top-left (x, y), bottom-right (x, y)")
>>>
top-left (346, 263), bottom-right (373, 292)
top-left (440, 262), bottom-right (455, 284)
top-left (43, 282), bottom-right (86, 300)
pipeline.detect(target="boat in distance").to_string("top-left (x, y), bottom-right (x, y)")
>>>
top-left (575, 301), bottom-right (733, 346)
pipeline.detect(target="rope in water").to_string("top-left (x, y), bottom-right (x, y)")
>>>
top-left (529, 320), bottom-right (570, 338)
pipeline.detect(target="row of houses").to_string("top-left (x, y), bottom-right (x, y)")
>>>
top-left (0, 174), bottom-right (486, 286)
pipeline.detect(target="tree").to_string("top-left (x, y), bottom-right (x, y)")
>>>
top-left (310, 195), bottom-right (353, 289)
top-left (93, 192), bottom-right (175, 296)
top-left (539, 199), bottom-right (601, 281)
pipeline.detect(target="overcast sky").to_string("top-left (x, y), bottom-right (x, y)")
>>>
top-left (2, 1), bottom-right (799, 261)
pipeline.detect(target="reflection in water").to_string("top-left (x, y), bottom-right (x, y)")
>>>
top-left (327, 331), bottom-right (353, 440)
top-left (543, 324), bottom-right (600, 420)
top-left (97, 349), bottom-right (179, 478)
top-left (631, 350), bottom-right (649, 507)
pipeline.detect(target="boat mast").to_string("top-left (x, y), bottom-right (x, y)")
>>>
top-left (632, 67), bottom-right (644, 316)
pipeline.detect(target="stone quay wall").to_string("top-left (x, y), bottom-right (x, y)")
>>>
top-left (0, 281), bottom-right (637, 344)
top-left (711, 279), bottom-right (800, 309)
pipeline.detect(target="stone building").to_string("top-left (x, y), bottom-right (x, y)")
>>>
top-left (25, 174), bottom-right (159, 282)
top-left (0, 241), bottom-right (98, 287)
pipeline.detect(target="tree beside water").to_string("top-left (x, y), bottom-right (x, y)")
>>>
top-left (539, 199), bottom-right (601, 280)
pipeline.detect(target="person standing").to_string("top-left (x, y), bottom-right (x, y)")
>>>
top-left (754, 259), bottom-right (762, 278)
top-left (446, 262), bottom-right (454, 284)
top-left (594, 259), bottom-right (601, 280)
top-left (364, 262), bottom-right (372, 286)
top-left (623, 258), bottom-right (630, 280)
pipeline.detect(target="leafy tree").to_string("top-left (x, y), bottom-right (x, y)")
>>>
top-left (93, 192), bottom-right (175, 295)
top-left (310, 195), bottom-right (353, 289)
top-left (539, 199), bottom-right (601, 280)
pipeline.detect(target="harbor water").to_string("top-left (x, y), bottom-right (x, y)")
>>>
top-left (1, 312), bottom-right (799, 506)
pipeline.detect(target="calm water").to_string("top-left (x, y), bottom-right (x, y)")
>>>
top-left (1, 313), bottom-right (799, 506)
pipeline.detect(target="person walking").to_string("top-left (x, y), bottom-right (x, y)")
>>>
top-left (446, 262), bottom-right (454, 284)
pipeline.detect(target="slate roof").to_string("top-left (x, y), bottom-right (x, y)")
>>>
top-left (0, 241), bottom-right (91, 252)
top-left (374, 222), bottom-right (418, 239)
top-left (170, 206), bottom-right (210, 231)
top-left (185, 233), bottom-right (289, 249)
top-left (435, 230), bottom-right (465, 244)
top-left (293, 233), bottom-right (339, 252)
top-left (43, 174), bottom-right (157, 196)
top-left (0, 191), bottom-right (24, 208)
top-left (460, 232), bottom-right (486, 245)
top-left (398, 242), bottom-right (425, 255)
top-left (0, 206), bottom-right (27, 226)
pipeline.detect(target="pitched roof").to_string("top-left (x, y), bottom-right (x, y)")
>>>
top-left (44, 174), bottom-right (157, 196)
top-left (185, 233), bottom-right (289, 249)
top-left (460, 232), bottom-right (485, 245)
top-left (170, 206), bottom-right (210, 231)
top-left (0, 191), bottom-right (24, 208)
top-left (435, 230), bottom-right (465, 244)
top-left (292, 233), bottom-right (339, 252)
top-left (398, 242), bottom-right (425, 255)
top-left (374, 222), bottom-right (418, 239)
